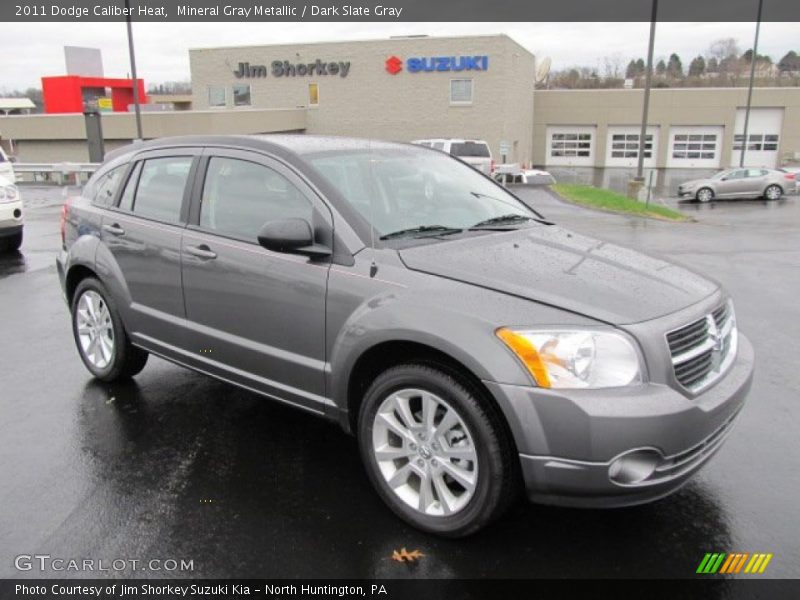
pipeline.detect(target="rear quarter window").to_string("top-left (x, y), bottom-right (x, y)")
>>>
top-left (91, 166), bottom-right (126, 207)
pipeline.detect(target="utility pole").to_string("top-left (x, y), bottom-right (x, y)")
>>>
top-left (125, 0), bottom-right (144, 140)
top-left (740, 0), bottom-right (764, 168)
top-left (635, 0), bottom-right (658, 181)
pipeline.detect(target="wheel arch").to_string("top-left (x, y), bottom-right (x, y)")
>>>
top-left (342, 339), bottom-right (520, 457)
top-left (65, 263), bottom-right (99, 305)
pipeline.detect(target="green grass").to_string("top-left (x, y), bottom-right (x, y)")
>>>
top-left (551, 183), bottom-right (691, 222)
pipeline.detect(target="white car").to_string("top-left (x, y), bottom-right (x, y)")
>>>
top-left (493, 165), bottom-right (555, 185)
top-left (0, 174), bottom-right (23, 252)
top-left (411, 138), bottom-right (494, 175)
top-left (0, 147), bottom-right (16, 183)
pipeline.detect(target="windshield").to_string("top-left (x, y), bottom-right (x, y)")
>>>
top-left (450, 142), bottom-right (490, 158)
top-left (306, 146), bottom-right (532, 240)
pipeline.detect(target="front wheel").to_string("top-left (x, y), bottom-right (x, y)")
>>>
top-left (71, 277), bottom-right (148, 381)
top-left (0, 231), bottom-right (22, 252)
top-left (696, 187), bottom-right (714, 203)
top-left (357, 364), bottom-right (518, 537)
top-left (764, 184), bottom-right (782, 201)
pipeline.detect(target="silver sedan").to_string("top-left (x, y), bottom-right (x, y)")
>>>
top-left (678, 168), bottom-right (797, 202)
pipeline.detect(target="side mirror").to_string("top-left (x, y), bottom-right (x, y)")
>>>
top-left (257, 218), bottom-right (330, 258)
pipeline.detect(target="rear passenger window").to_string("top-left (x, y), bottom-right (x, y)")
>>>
top-left (200, 157), bottom-right (312, 241)
top-left (117, 162), bottom-right (142, 212)
top-left (133, 157), bottom-right (193, 223)
top-left (92, 166), bottom-right (125, 207)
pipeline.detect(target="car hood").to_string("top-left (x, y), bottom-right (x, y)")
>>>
top-left (398, 226), bottom-right (718, 325)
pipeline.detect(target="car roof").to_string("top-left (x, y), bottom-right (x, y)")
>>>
top-left (103, 134), bottom-right (414, 163)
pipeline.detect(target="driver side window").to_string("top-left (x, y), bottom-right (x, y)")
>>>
top-left (200, 157), bottom-right (313, 242)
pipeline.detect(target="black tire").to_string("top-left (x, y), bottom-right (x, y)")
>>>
top-left (0, 231), bottom-right (22, 252)
top-left (764, 184), bottom-right (782, 201)
top-left (357, 364), bottom-right (518, 537)
top-left (71, 277), bottom-right (148, 382)
top-left (696, 187), bottom-right (714, 203)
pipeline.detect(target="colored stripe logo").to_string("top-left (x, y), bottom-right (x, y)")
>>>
top-left (697, 552), bottom-right (773, 574)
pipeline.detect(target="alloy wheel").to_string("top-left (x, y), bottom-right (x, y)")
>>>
top-left (75, 290), bottom-right (115, 369)
top-left (697, 188), bottom-right (713, 203)
top-left (371, 388), bottom-right (479, 517)
top-left (765, 185), bottom-right (781, 201)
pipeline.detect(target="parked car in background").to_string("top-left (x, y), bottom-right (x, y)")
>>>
top-left (0, 174), bottom-right (23, 252)
top-left (493, 164), bottom-right (555, 185)
top-left (0, 147), bottom-right (17, 183)
top-left (678, 167), bottom-right (796, 202)
top-left (411, 138), bottom-right (493, 175)
top-left (57, 135), bottom-right (753, 537)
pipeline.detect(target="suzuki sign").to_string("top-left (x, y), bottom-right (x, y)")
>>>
top-left (385, 55), bottom-right (489, 75)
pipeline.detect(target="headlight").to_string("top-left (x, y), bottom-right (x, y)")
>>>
top-left (496, 328), bottom-right (642, 389)
top-left (0, 184), bottom-right (19, 203)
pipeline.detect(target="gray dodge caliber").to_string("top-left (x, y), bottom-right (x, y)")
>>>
top-left (57, 135), bottom-right (754, 536)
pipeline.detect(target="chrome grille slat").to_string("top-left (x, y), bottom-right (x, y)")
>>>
top-left (666, 301), bottom-right (737, 394)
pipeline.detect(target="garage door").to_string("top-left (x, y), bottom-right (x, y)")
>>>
top-left (545, 126), bottom-right (596, 167)
top-left (605, 126), bottom-right (658, 168)
top-left (731, 108), bottom-right (784, 168)
top-left (667, 126), bottom-right (723, 169)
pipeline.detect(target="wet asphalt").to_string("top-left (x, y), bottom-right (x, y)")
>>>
top-left (1, 185), bottom-right (799, 580)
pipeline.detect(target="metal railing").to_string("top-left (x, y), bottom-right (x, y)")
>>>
top-left (12, 162), bottom-right (100, 185)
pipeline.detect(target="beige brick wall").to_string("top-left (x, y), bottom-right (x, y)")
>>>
top-left (533, 87), bottom-right (800, 168)
top-left (190, 35), bottom-right (535, 165)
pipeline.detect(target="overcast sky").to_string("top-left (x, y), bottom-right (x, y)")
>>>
top-left (2, 21), bottom-right (798, 91)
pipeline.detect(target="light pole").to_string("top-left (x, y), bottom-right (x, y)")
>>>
top-left (124, 0), bottom-right (144, 140)
top-left (740, 0), bottom-right (764, 168)
top-left (635, 0), bottom-right (658, 182)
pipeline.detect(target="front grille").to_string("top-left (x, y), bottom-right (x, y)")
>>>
top-left (667, 301), bottom-right (737, 393)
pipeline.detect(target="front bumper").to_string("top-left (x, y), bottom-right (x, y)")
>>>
top-left (484, 333), bottom-right (754, 508)
top-left (0, 199), bottom-right (24, 236)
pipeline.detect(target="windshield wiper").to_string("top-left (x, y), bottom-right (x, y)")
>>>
top-left (379, 225), bottom-right (463, 240)
top-left (470, 214), bottom-right (536, 229)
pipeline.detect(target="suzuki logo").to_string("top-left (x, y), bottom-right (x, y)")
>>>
top-left (385, 55), bottom-right (403, 75)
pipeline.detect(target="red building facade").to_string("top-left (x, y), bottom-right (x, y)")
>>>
top-left (41, 76), bottom-right (147, 113)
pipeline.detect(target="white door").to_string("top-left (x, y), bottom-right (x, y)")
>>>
top-left (731, 108), bottom-right (783, 168)
top-left (606, 126), bottom-right (659, 168)
top-left (667, 126), bottom-right (724, 169)
top-left (545, 126), bottom-right (596, 167)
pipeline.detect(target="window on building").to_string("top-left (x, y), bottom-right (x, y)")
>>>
top-left (132, 157), bottom-right (193, 223)
top-left (450, 79), bottom-right (473, 104)
top-left (611, 133), bottom-right (653, 159)
top-left (733, 133), bottom-right (779, 152)
top-left (672, 133), bottom-right (717, 160)
top-left (233, 84), bottom-right (251, 107)
top-left (308, 83), bottom-right (319, 107)
top-left (550, 132), bottom-right (592, 157)
top-left (200, 157), bottom-right (312, 242)
top-left (208, 86), bottom-right (226, 108)
top-left (91, 166), bottom-right (125, 207)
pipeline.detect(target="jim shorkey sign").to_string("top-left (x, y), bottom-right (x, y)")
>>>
top-left (233, 60), bottom-right (352, 79)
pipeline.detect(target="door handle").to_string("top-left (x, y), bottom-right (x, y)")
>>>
top-left (186, 244), bottom-right (217, 260)
top-left (103, 223), bottom-right (125, 236)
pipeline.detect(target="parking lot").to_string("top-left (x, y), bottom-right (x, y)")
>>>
top-left (1, 184), bottom-right (799, 579)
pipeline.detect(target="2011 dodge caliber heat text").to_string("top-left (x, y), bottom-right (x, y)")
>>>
top-left (56, 136), bottom-right (754, 536)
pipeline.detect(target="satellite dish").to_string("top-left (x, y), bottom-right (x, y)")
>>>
top-left (535, 56), bottom-right (552, 84)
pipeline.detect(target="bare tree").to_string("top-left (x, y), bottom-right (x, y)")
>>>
top-left (707, 38), bottom-right (740, 62)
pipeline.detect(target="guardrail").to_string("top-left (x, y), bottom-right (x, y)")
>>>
top-left (12, 162), bottom-right (100, 185)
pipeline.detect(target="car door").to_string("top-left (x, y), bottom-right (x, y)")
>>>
top-left (180, 148), bottom-right (333, 413)
top-left (745, 169), bottom-right (768, 197)
top-left (98, 149), bottom-right (200, 352)
top-left (715, 169), bottom-right (747, 198)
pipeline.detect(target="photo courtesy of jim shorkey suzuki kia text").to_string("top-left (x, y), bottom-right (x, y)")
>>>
top-left (1, 0), bottom-right (800, 596)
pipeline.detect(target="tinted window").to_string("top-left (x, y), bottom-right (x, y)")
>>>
top-left (117, 162), bottom-right (142, 212)
top-left (200, 157), bottom-right (312, 241)
top-left (450, 143), bottom-right (490, 158)
top-left (92, 166), bottom-right (125, 207)
top-left (133, 157), bottom-right (192, 223)
top-left (432, 142), bottom-right (445, 150)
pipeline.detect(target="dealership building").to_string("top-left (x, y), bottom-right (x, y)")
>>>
top-left (2, 33), bottom-right (800, 171)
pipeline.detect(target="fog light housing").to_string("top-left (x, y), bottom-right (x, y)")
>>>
top-left (608, 449), bottom-right (661, 485)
